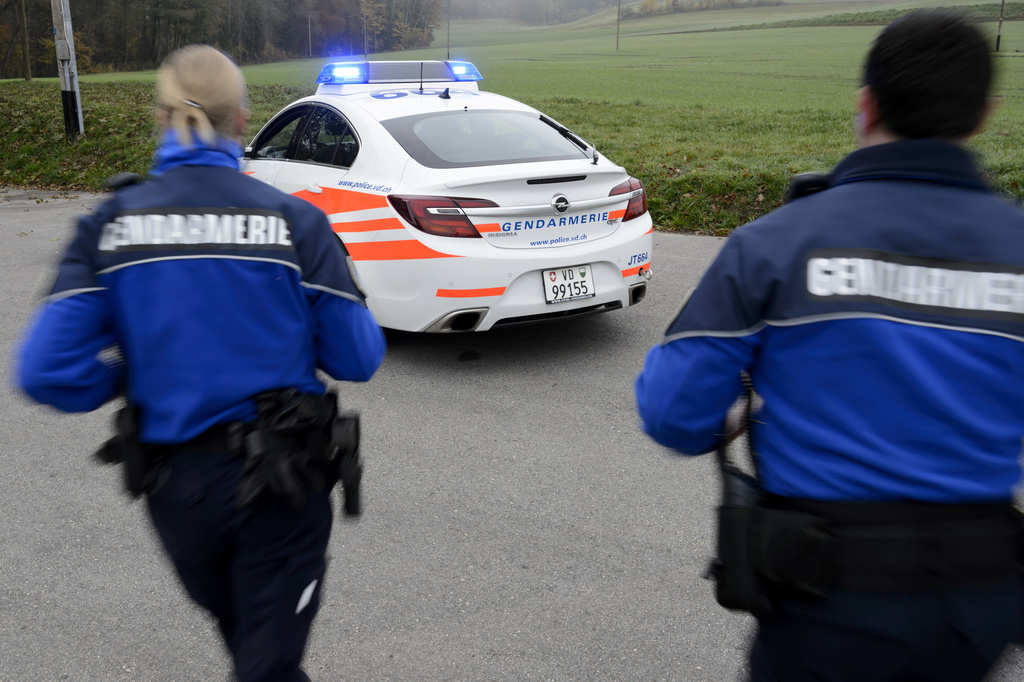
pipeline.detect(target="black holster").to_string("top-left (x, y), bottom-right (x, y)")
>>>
top-left (236, 389), bottom-right (362, 516)
top-left (705, 379), bottom-right (833, 616)
top-left (706, 456), bottom-right (832, 616)
top-left (94, 404), bottom-right (164, 498)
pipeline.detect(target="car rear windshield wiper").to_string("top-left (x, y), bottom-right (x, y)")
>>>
top-left (540, 115), bottom-right (591, 153)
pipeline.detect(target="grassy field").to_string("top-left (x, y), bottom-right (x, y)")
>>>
top-left (2, 1), bottom-right (1023, 234)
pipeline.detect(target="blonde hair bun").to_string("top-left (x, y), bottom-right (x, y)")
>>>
top-left (157, 45), bottom-right (246, 147)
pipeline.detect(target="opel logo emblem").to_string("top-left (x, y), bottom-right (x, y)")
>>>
top-left (551, 194), bottom-right (570, 214)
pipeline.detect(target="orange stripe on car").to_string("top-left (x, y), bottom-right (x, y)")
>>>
top-left (347, 240), bottom-right (458, 261)
top-left (334, 217), bottom-right (405, 234)
top-left (621, 262), bottom-right (650, 278)
top-left (293, 189), bottom-right (325, 204)
top-left (436, 287), bottom-right (506, 298)
top-left (320, 187), bottom-right (391, 213)
top-left (475, 222), bottom-right (502, 234)
top-left (609, 209), bottom-right (627, 220)
top-left (293, 187), bottom-right (392, 213)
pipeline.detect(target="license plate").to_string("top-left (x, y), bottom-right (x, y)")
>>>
top-left (543, 264), bottom-right (596, 304)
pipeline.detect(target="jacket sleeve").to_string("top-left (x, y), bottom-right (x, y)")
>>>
top-left (297, 207), bottom-right (386, 382)
top-left (16, 213), bottom-right (125, 412)
top-left (634, 233), bottom-right (764, 455)
top-left (307, 290), bottom-right (386, 382)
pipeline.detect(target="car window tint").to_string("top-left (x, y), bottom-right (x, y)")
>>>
top-left (381, 110), bottom-right (589, 169)
top-left (335, 130), bottom-right (360, 169)
top-left (251, 107), bottom-right (306, 160)
top-left (294, 107), bottom-right (359, 168)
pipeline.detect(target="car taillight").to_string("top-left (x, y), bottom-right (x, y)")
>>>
top-left (388, 195), bottom-right (498, 238)
top-left (609, 177), bottom-right (648, 222)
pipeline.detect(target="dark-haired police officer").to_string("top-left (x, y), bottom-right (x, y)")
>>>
top-left (17, 45), bottom-right (386, 682)
top-left (636, 11), bottom-right (1024, 682)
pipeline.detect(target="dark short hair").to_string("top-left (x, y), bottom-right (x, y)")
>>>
top-left (864, 10), bottom-right (992, 139)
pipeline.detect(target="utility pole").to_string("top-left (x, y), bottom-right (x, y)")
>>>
top-left (996, 0), bottom-right (1007, 52)
top-left (308, 13), bottom-right (312, 59)
top-left (447, 0), bottom-right (450, 60)
top-left (17, 0), bottom-right (31, 80)
top-left (616, 0), bottom-right (621, 52)
top-left (50, 0), bottom-right (83, 141)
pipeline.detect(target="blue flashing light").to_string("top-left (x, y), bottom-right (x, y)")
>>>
top-left (447, 61), bottom-right (483, 82)
top-left (316, 62), bottom-right (369, 85)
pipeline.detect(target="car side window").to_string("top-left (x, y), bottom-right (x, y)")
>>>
top-left (294, 107), bottom-right (360, 168)
top-left (250, 106), bottom-right (307, 160)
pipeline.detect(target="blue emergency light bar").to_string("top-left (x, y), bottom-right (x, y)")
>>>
top-left (315, 60), bottom-right (482, 86)
top-left (316, 62), bottom-right (368, 84)
top-left (447, 61), bottom-right (483, 82)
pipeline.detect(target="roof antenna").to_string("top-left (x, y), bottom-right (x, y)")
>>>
top-left (439, 88), bottom-right (451, 100)
top-left (419, 62), bottom-right (424, 92)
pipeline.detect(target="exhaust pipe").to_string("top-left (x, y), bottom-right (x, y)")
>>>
top-left (425, 308), bottom-right (488, 333)
top-left (629, 283), bottom-right (647, 305)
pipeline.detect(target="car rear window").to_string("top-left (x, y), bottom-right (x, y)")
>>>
top-left (380, 110), bottom-right (590, 169)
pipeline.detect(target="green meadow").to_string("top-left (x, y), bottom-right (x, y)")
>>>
top-left (2, 1), bottom-right (1023, 234)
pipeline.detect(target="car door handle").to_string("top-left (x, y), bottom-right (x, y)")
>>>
top-left (306, 185), bottom-right (323, 194)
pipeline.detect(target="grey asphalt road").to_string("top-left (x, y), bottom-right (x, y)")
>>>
top-left (2, 187), bottom-right (1022, 682)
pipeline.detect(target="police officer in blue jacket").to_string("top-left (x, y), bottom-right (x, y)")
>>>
top-left (17, 45), bottom-right (386, 681)
top-left (636, 12), bottom-right (1024, 682)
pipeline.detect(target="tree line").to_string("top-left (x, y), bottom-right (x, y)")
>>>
top-left (0, 0), bottom-right (443, 79)
top-left (449, 0), bottom-right (617, 25)
top-left (624, 0), bottom-right (779, 17)
top-left (0, 0), bottom-right (783, 80)
top-left (449, 0), bottom-right (776, 24)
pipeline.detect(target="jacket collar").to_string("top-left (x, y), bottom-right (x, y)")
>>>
top-left (829, 140), bottom-right (988, 193)
top-left (150, 130), bottom-right (242, 177)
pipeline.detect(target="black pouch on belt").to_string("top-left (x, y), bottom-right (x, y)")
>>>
top-left (749, 506), bottom-right (832, 600)
top-left (709, 488), bottom-right (833, 614)
top-left (707, 458), bottom-right (773, 614)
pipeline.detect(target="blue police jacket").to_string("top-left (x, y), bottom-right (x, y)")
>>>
top-left (636, 140), bottom-right (1024, 502)
top-left (17, 132), bottom-right (386, 444)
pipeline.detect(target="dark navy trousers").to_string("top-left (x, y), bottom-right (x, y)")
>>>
top-left (145, 449), bottom-right (332, 682)
top-left (750, 580), bottom-right (1024, 682)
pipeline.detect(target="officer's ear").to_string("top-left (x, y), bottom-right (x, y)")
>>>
top-left (855, 86), bottom-right (893, 147)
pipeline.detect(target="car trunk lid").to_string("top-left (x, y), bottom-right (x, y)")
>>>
top-left (441, 163), bottom-right (631, 250)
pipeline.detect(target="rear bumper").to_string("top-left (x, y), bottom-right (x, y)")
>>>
top-left (355, 216), bottom-right (654, 332)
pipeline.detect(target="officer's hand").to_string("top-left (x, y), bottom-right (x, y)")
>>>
top-left (722, 396), bottom-right (749, 445)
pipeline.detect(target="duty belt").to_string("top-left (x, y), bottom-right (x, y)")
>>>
top-left (99, 390), bottom-right (362, 516)
top-left (765, 496), bottom-right (1024, 592)
top-left (158, 421), bottom-right (248, 454)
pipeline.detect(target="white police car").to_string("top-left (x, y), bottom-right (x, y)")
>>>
top-left (242, 60), bottom-right (653, 332)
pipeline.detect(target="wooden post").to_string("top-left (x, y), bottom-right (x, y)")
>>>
top-left (17, 0), bottom-right (31, 80)
top-left (616, 0), bottom-right (622, 52)
top-left (50, 0), bottom-right (84, 141)
top-left (996, 0), bottom-right (1007, 52)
